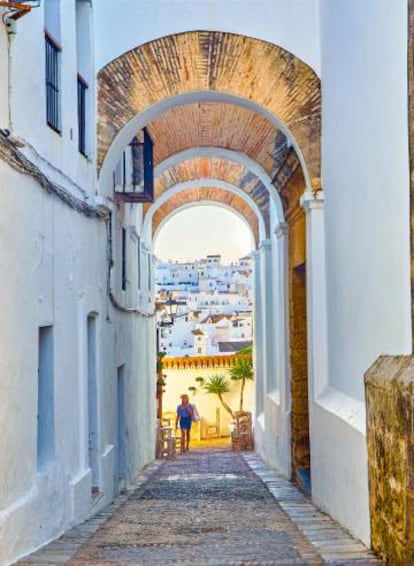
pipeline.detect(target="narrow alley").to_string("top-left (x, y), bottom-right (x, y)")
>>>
top-left (17, 445), bottom-right (380, 565)
top-left (2, 2), bottom-right (413, 564)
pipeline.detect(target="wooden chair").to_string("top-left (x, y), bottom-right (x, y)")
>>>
top-left (231, 411), bottom-right (254, 451)
top-left (205, 407), bottom-right (220, 438)
top-left (158, 425), bottom-right (177, 458)
top-left (162, 411), bottom-right (183, 454)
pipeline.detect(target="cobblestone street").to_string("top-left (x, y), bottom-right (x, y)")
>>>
top-left (18, 446), bottom-right (381, 565)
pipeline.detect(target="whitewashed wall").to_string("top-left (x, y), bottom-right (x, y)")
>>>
top-left (4, 3), bottom-right (95, 197)
top-left (0, 5), bottom-right (156, 564)
top-left (162, 365), bottom-right (254, 438)
top-left (1, 0), bottom-right (412, 559)
top-left (0, 162), bottom-right (155, 566)
top-left (94, 0), bottom-right (321, 74)
top-left (311, 0), bottom-right (412, 544)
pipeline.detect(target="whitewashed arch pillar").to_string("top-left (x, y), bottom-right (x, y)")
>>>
top-left (260, 239), bottom-right (275, 397)
top-left (274, 222), bottom-right (290, 408)
top-left (300, 190), bottom-right (329, 401)
top-left (253, 239), bottom-right (273, 424)
top-left (252, 249), bottom-right (263, 422)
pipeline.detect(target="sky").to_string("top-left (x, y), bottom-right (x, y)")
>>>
top-left (154, 206), bottom-right (254, 264)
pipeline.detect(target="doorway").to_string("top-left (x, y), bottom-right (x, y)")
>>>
top-left (116, 364), bottom-right (126, 487)
top-left (87, 313), bottom-right (99, 495)
top-left (290, 262), bottom-right (311, 493)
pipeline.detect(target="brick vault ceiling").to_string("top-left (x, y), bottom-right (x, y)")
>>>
top-left (98, 31), bottom-right (321, 235)
top-left (98, 30), bottom-right (321, 182)
top-left (147, 102), bottom-right (288, 179)
top-left (151, 187), bottom-right (260, 244)
top-left (145, 156), bottom-right (271, 236)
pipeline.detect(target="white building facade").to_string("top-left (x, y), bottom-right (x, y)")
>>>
top-left (156, 255), bottom-right (253, 356)
top-left (0, 1), bottom-right (412, 563)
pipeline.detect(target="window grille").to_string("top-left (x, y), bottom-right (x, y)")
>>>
top-left (45, 32), bottom-right (61, 132)
top-left (77, 74), bottom-right (88, 156)
top-left (121, 228), bottom-right (127, 291)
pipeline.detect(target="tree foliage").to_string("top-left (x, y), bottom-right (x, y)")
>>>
top-left (195, 374), bottom-right (234, 418)
top-left (229, 358), bottom-right (254, 411)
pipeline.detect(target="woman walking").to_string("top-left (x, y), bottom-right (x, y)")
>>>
top-left (176, 394), bottom-right (194, 452)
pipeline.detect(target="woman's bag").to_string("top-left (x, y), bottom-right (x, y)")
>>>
top-left (191, 404), bottom-right (200, 422)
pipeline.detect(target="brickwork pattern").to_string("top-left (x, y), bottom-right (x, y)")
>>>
top-left (148, 156), bottom-right (270, 236)
top-left (148, 102), bottom-right (281, 176)
top-left (98, 31), bottom-right (321, 181)
top-left (151, 186), bottom-right (260, 244)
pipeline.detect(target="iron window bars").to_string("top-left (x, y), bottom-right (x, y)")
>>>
top-left (45, 32), bottom-right (61, 133)
top-left (77, 74), bottom-right (88, 156)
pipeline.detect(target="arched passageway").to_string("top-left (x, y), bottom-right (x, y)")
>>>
top-left (99, 30), bottom-right (321, 490)
top-left (97, 31), bottom-right (321, 185)
top-left (2, 5), bottom-right (412, 563)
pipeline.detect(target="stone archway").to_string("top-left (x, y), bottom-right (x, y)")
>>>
top-left (97, 31), bottom-right (321, 187)
top-left (150, 157), bottom-right (271, 235)
top-left (152, 196), bottom-right (259, 247)
top-left (146, 184), bottom-right (262, 246)
top-left (98, 30), bottom-right (321, 485)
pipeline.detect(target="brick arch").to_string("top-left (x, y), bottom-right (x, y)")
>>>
top-left (141, 179), bottom-right (267, 247)
top-left (147, 101), bottom-right (285, 178)
top-left (151, 187), bottom-right (260, 245)
top-left (98, 31), bottom-right (321, 188)
top-left (147, 156), bottom-right (270, 235)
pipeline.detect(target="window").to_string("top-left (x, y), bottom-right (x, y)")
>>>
top-left (45, 33), bottom-right (61, 132)
top-left (137, 236), bottom-right (141, 290)
top-left (87, 314), bottom-right (99, 491)
top-left (77, 75), bottom-right (88, 155)
top-left (197, 347), bottom-right (202, 354)
top-left (76, 0), bottom-right (92, 156)
top-left (121, 228), bottom-right (127, 291)
top-left (108, 212), bottom-right (113, 266)
top-left (117, 365), bottom-right (126, 481)
top-left (37, 326), bottom-right (54, 470)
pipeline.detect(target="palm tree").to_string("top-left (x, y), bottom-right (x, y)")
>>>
top-left (195, 374), bottom-right (234, 419)
top-left (229, 358), bottom-right (254, 411)
top-left (236, 344), bottom-right (253, 356)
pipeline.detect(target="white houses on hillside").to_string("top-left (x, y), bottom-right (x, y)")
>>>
top-left (156, 255), bottom-right (253, 357)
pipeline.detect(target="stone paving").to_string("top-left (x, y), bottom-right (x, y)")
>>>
top-left (17, 446), bottom-right (381, 565)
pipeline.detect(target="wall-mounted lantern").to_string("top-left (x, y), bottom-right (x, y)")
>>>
top-left (113, 128), bottom-right (154, 203)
